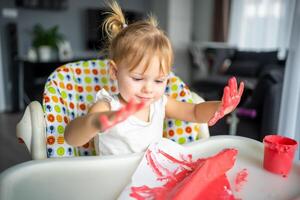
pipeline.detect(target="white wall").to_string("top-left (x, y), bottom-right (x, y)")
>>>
top-left (149, 0), bottom-right (168, 31)
top-left (149, 0), bottom-right (215, 83)
top-left (167, 0), bottom-right (193, 83)
top-left (192, 0), bottom-right (214, 42)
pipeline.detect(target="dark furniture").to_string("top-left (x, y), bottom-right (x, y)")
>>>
top-left (189, 45), bottom-right (286, 141)
top-left (238, 67), bottom-right (285, 141)
top-left (22, 60), bottom-right (65, 102)
top-left (15, 0), bottom-right (68, 10)
top-left (19, 58), bottom-right (95, 109)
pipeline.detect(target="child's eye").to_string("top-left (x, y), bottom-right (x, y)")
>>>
top-left (155, 80), bottom-right (165, 84)
top-left (132, 77), bottom-right (143, 81)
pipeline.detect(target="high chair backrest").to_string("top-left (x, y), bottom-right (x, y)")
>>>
top-left (43, 59), bottom-right (208, 158)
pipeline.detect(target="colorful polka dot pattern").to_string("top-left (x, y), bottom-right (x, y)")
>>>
top-left (43, 60), bottom-right (118, 157)
top-left (43, 59), bottom-right (207, 158)
top-left (163, 74), bottom-right (207, 144)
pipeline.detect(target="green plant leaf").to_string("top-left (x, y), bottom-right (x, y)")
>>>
top-left (31, 24), bottom-right (65, 49)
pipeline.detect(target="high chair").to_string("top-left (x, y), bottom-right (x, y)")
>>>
top-left (15, 59), bottom-right (209, 160)
top-left (2, 60), bottom-right (300, 199)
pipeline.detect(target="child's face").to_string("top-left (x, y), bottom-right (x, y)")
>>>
top-left (111, 56), bottom-right (169, 106)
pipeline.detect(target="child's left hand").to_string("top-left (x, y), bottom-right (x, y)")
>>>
top-left (208, 77), bottom-right (244, 126)
top-left (99, 99), bottom-right (145, 131)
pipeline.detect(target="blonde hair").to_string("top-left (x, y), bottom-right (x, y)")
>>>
top-left (103, 1), bottom-right (173, 74)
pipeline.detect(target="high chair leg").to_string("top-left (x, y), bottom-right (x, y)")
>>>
top-left (16, 101), bottom-right (47, 159)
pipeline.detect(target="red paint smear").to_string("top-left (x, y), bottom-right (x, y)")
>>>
top-left (234, 169), bottom-right (248, 192)
top-left (194, 174), bottom-right (234, 200)
top-left (130, 148), bottom-right (239, 200)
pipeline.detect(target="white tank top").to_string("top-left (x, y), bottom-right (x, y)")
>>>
top-left (94, 89), bottom-right (168, 156)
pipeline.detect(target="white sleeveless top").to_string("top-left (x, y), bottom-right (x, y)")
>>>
top-left (94, 89), bottom-right (168, 156)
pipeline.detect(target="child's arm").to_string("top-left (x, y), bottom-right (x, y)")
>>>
top-left (64, 101), bottom-right (111, 147)
top-left (166, 77), bottom-right (244, 126)
top-left (166, 99), bottom-right (221, 123)
top-left (64, 99), bottom-right (145, 147)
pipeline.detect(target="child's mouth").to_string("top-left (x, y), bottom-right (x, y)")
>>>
top-left (136, 96), bottom-right (152, 102)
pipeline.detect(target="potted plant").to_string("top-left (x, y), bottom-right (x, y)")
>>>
top-left (32, 24), bottom-right (64, 61)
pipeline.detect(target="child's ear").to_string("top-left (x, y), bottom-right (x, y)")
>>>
top-left (109, 60), bottom-right (117, 80)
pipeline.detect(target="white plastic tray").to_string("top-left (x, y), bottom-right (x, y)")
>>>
top-left (0, 135), bottom-right (299, 200)
top-left (184, 136), bottom-right (300, 200)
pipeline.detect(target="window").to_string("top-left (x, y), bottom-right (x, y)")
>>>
top-left (228, 0), bottom-right (296, 58)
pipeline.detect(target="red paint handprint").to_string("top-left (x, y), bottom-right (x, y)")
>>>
top-left (99, 99), bottom-right (145, 131)
top-left (208, 77), bottom-right (244, 126)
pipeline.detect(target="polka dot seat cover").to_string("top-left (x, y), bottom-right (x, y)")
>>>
top-left (43, 59), bottom-right (207, 158)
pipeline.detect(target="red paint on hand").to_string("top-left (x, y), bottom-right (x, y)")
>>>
top-left (208, 77), bottom-right (244, 126)
top-left (99, 99), bottom-right (145, 131)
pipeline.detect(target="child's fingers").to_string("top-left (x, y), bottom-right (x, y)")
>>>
top-left (238, 81), bottom-right (245, 97)
top-left (208, 118), bottom-right (216, 126)
top-left (208, 113), bottom-right (221, 126)
top-left (100, 99), bottom-right (146, 131)
top-left (98, 98), bottom-right (144, 131)
top-left (222, 86), bottom-right (230, 107)
top-left (229, 77), bottom-right (237, 96)
top-left (114, 108), bottom-right (125, 122)
top-left (210, 78), bottom-right (243, 127)
top-left (126, 99), bottom-right (145, 114)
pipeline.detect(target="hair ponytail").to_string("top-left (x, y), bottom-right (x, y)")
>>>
top-left (146, 14), bottom-right (158, 28)
top-left (103, 1), bottom-right (127, 40)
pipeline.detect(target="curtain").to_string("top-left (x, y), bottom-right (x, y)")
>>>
top-left (228, 0), bottom-right (296, 58)
top-left (278, 0), bottom-right (300, 159)
top-left (0, 33), bottom-right (5, 111)
top-left (212, 0), bottom-right (231, 42)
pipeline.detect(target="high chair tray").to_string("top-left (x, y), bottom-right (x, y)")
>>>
top-left (0, 135), bottom-right (299, 200)
top-left (184, 135), bottom-right (300, 200)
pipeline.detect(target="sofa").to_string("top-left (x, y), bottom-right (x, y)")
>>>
top-left (189, 45), bottom-right (286, 141)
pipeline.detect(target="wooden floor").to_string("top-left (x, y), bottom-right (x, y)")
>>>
top-left (0, 112), bottom-right (31, 173)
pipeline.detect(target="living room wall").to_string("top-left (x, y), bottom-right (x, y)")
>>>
top-left (192, 0), bottom-right (214, 42)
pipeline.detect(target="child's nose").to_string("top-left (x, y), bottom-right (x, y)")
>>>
top-left (142, 82), bottom-right (153, 93)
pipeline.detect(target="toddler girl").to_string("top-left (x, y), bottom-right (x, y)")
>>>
top-left (64, 1), bottom-right (244, 156)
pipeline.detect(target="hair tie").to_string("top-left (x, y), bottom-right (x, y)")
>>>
top-left (123, 23), bottom-right (128, 29)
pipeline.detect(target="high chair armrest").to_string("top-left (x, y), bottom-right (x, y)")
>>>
top-left (191, 91), bottom-right (204, 104)
top-left (16, 101), bottom-right (47, 160)
top-left (191, 92), bottom-right (210, 139)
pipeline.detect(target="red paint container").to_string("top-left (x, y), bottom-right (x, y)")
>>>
top-left (263, 135), bottom-right (298, 177)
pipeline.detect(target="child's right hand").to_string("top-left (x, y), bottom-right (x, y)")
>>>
top-left (208, 77), bottom-right (244, 126)
top-left (98, 99), bottom-right (145, 131)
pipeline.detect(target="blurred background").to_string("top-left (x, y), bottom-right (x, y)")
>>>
top-left (0, 0), bottom-right (299, 171)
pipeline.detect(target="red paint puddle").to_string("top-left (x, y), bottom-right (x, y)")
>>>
top-left (130, 148), bottom-right (243, 200)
